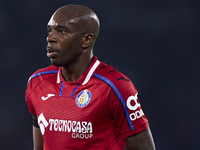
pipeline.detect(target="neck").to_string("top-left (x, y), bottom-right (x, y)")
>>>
top-left (61, 52), bottom-right (93, 82)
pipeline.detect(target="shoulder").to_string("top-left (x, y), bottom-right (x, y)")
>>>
top-left (27, 65), bottom-right (59, 90)
top-left (94, 61), bottom-right (137, 94)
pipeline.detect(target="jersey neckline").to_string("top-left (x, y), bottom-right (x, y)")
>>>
top-left (56, 56), bottom-right (100, 85)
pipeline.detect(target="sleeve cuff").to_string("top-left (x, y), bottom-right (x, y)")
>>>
top-left (121, 122), bottom-right (149, 139)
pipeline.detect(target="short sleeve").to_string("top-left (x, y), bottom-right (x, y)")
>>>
top-left (25, 79), bottom-right (36, 116)
top-left (107, 77), bottom-right (149, 139)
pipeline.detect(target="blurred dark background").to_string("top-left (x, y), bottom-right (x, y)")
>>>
top-left (0, 0), bottom-right (199, 149)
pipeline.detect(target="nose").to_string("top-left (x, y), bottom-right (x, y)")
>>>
top-left (46, 30), bottom-right (57, 43)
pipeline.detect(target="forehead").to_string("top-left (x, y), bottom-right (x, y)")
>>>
top-left (47, 10), bottom-right (78, 27)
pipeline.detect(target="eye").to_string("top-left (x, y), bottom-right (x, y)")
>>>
top-left (47, 28), bottom-right (52, 34)
top-left (58, 29), bottom-right (66, 34)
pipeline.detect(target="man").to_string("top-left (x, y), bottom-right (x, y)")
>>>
top-left (26, 4), bottom-right (156, 150)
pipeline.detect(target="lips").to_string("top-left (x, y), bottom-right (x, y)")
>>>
top-left (46, 45), bottom-right (59, 58)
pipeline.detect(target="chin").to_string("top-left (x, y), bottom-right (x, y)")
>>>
top-left (50, 59), bottom-right (60, 66)
top-left (51, 59), bottom-right (67, 67)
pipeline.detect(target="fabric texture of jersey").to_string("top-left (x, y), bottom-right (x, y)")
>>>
top-left (26, 56), bottom-right (149, 150)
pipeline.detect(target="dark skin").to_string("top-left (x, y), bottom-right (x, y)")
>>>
top-left (46, 5), bottom-right (99, 82)
top-left (33, 5), bottom-right (156, 150)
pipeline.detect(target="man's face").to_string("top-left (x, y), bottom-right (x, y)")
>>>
top-left (46, 11), bottom-right (83, 67)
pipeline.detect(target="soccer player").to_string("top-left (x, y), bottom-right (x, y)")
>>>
top-left (25, 4), bottom-right (155, 150)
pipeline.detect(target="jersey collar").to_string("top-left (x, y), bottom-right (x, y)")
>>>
top-left (56, 56), bottom-right (100, 85)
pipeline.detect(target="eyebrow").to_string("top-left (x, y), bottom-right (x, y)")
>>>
top-left (47, 25), bottom-right (68, 29)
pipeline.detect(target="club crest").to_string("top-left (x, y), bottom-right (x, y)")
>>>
top-left (76, 89), bottom-right (91, 107)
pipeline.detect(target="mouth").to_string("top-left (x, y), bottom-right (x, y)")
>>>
top-left (46, 45), bottom-right (59, 58)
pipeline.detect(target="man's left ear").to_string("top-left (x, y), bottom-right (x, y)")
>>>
top-left (81, 33), bottom-right (94, 48)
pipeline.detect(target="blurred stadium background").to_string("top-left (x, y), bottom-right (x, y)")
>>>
top-left (0, 0), bottom-right (199, 149)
